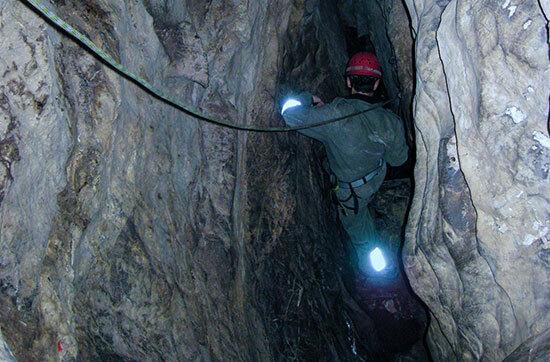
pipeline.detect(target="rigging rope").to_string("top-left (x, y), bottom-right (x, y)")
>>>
top-left (22, 0), bottom-right (394, 133)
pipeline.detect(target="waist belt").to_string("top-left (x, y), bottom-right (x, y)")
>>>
top-left (338, 159), bottom-right (384, 190)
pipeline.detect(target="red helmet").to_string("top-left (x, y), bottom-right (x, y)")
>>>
top-left (345, 52), bottom-right (382, 79)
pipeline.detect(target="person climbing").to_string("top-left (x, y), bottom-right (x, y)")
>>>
top-left (281, 52), bottom-right (408, 270)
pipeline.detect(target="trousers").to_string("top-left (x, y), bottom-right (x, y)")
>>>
top-left (334, 163), bottom-right (386, 246)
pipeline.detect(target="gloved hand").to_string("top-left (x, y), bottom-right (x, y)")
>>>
top-left (312, 95), bottom-right (325, 107)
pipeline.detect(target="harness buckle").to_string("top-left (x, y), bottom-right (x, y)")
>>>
top-left (332, 159), bottom-right (385, 215)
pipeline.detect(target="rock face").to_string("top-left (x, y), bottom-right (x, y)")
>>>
top-left (1, 0), bottom-right (549, 360)
top-left (281, 0), bottom-right (349, 100)
top-left (503, 327), bottom-right (550, 362)
top-left (0, 0), bottom-right (356, 360)
top-left (0, 330), bottom-right (15, 362)
top-left (402, 0), bottom-right (550, 360)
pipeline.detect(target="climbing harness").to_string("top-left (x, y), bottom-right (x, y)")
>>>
top-left (338, 159), bottom-right (384, 190)
top-left (331, 159), bottom-right (385, 215)
top-left (21, 0), bottom-right (395, 133)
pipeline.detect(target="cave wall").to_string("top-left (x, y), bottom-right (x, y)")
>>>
top-left (3, 0), bottom-right (549, 360)
top-left (0, 0), bottom-right (353, 360)
top-left (402, 0), bottom-right (550, 360)
top-left (0, 330), bottom-right (15, 361)
top-left (280, 0), bottom-right (349, 100)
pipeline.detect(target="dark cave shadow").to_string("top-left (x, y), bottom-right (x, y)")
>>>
top-left (395, 176), bottom-right (434, 362)
top-left (343, 183), bottom-right (433, 361)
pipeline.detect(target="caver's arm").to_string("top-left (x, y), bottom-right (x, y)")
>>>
top-left (282, 92), bottom-right (343, 141)
top-left (379, 112), bottom-right (408, 166)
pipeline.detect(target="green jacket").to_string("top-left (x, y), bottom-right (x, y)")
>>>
top-left (282, 92), bottom-right (408, 183)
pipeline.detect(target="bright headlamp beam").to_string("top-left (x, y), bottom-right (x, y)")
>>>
top-left (369, 247), bottom-right (387, 272)
top-left (281, 98), bottom-right (302, 115)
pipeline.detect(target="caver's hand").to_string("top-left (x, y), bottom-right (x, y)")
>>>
top-left (312, 95), bottom-right (325, 107)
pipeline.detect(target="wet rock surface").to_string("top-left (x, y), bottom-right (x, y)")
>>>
top-left (402, 0), bottom-right (550, 360)
top-left (1, 0), bottom-right (549, 360)
top-left (0, 1), bottom-right (355, 360)
top-left (0, 330), bottom-right (15, 362)
top-left (503, 327), bottom-right (550, 362)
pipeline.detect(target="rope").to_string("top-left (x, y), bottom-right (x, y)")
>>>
top-left (22, 0), bottom-right (394, 133)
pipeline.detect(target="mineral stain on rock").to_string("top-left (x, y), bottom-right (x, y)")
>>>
top-left (1, 0), bottom-right (549, 361)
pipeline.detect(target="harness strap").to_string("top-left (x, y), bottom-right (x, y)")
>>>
top-left (338, 159), bottom-right (384, 190)
top-left (332, 159), bottom-right (385, 215)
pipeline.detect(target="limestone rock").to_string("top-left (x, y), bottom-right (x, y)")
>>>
top-left (0, 330), bottom-right (15, 362)
top-left (0, 0), bottom-right (354, 360)
top-left (1, 0), bottom-right (549, 360)
top-left (402, 0), bottom-right (550, 360)
top-left (504, 327), bottom-right (550, 362)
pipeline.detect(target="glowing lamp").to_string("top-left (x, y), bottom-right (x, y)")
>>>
top-left (281, 98), bottom-right (302, 115)
top-left (369, 247), bottom-right (387, 272)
